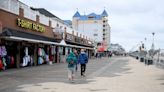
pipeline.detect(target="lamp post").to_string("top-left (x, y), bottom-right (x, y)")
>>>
top-left (152, 32), bottom-right (155, 50)
top-left (151, 32), bottom-right (155, 61)
top-left (144, 37), bottom-right (147, 50)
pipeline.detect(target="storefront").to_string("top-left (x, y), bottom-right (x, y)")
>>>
top-left (0, 3), bottom-right (94, 71)
top-left (0, 9), bottom-right (61, 70)
top-left (64, 32), bottom-right (94, 59)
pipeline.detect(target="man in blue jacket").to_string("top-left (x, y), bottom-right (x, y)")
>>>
top-left (78, 49), bottom-right (88, 77)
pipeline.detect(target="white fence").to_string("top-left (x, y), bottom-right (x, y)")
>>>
top-left (0, 0), bottom-right (19, 15)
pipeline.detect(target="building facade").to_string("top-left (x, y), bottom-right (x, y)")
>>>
top-left (72, 10), bottom-right (111, 51)
top-left (0, 0), bottom-right (94, 70)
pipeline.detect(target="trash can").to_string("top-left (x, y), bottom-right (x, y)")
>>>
top-left (140, 58), bottom-right (144, 62)
top-left (148, 59), bottom-right (153, 65)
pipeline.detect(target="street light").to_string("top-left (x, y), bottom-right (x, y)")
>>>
top-left (144, 37), bottom-right (147, 50)
top-left (152, 32), bottom-right (155, 50)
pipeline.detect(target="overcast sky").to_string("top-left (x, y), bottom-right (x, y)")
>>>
top-left (19, 0), bottom-right (164, 51)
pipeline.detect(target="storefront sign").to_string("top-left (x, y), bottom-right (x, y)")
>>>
top-left (17, 18), bottom-right (45, 32)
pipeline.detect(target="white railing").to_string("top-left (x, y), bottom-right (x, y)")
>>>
top-left (21, 3), bottom-right (36, 21)
top-left (39, 13), bottom-right (49, 26)
top-left (24, 6), bottom-right (38, 21)
top-left (0, 0), bottom-right (19, 15)
top-left (51, 18), bottom-right (57, 28)
top-left (10, 0), bottom-right (19, 14)
top-left (0, 0), bottom-right (9, 10)
top-left (0, 0), bottom-right (50, 26)
top-left (66, 27), bottom-right (72, 34)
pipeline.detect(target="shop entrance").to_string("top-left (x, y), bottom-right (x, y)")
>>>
top-left (0, 40), bottom-right (17, 70)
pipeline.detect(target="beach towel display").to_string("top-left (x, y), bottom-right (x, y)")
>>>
top-left (0, 46), bottom-right (7, 57)
top-left (0, 46), bottom-right (7, 70)
top-left (50, 46), bottom-right (56, 55)
top-left (22, 47), bottom-right (30, 67)
top-left (38, 48), bottom-right (45, 65)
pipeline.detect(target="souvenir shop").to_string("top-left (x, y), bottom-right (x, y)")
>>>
top-left (0, 40), bottom-right (17, 70)
top-left (0, 31), bottom-right (57, 71)
top-left (0, 7), bottom-right (62, 71)
top-left (0, 7), bottom-right (94, 71)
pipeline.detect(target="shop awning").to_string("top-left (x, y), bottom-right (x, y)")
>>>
top-left (3, 36), bottom-right (60, 45)
top-left (59, 40), bottom-right (94, 50)
top-left (97, 46), bottom-right (105, 52)
top-left (0, 28), bottom-right (60, 45)
top-left (66, 44), bottom-right (94, 50)
top-left (0, 28), bottom-right (94, 50)
top-left (66, 40), bottom-right (94, 48)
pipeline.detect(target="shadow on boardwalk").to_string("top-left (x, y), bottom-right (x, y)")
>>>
top-left (0, 57), bottom-right (132, 92)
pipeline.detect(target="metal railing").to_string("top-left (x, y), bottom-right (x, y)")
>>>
top-left (154, 49), bottom-right (164, 68)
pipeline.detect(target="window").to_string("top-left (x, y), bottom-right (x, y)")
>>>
top-left (88, 16), bottom-right (94, 19)
top-left (56, 24), bottom-right (59, 27)
top-left (94, 34), bottom-right (98, 36)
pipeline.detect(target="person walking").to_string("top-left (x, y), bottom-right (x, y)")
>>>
top-left (78, 49), bottom-right (88, 77)
top-left (66, 50), bottom-right (77, 82)
top-left (74, 50), bottom-right (79, 72)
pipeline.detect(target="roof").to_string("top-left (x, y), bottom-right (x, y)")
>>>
top-left (101, 10), bottom-right (108, 17)
top-left (31, 7), bottom-right (61, 20)
top-left (1, 28), bottom-right (60, 42)
top-left (79, 14), bottom-right (102, 20)
top-left (64, 20), bottom-right (72, 26)
top-left (88, 13), bottom-right (97, 16)
top-left (73, 11), bottom-right (81, 17)
top-left (73, 10), bottom-right (109, 20)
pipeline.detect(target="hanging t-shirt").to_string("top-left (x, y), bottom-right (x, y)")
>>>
top-left (0, 58), bottom-right (4, 69)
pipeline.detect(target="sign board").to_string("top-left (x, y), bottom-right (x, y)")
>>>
top-left (17, 18), bottom-right (45, 32)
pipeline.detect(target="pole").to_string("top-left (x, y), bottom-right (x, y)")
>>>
top-left (144, 37), bottom-right (147, 50)
top-left (152, 32), bottom-right (155, 50)
top-left (152, 32), bottom-right (155, 61)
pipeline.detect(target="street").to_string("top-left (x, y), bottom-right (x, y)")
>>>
top-left (0, 56), bottom-right (164, 92)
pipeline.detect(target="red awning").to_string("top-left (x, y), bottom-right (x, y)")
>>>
top-left (98, 46), bottom-right (105, 52)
